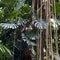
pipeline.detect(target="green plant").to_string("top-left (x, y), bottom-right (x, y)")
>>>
top-left (10, 4), bottom-right (32, 20)
top-left (0, 44), bottom-right (12, 60)
top-left (56, 2), bottom-right (60, 16)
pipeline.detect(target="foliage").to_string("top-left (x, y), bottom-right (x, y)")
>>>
top-left (0, 44), bottom-right (12, 60)
top-left (0, 26), bottom-right (3, 34)
top-left (3, 0), bottom-right (17, 19)
top-left (56, 2), bottom-right (60, 16)
top-left (0, 0), bottom-right (32, 22)
top-left (19, 4), bottom-right (32, 19)
top-left (50, 2), bottom-right (60, 19)
top-left (25, 0), bottom-right (32, 5)
top-left (0, 9), bottom-right (4, 22)
top-left (1, 0), bottom-right (17, 7)
top-left (0, 0), bottom-right (60, 60)
top-left (10, 4), bottom-right (32, 20)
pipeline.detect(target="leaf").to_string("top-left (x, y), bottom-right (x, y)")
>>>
top-left (0, 44), bottom-right (12, 59)
top-left (2, 0), bottom-right (17, 7)
top-left (3, 45), bottom-right (12, 58)
top-left (0, 45), bottom-right (5, 54)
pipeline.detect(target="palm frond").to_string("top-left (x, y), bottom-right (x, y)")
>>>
top-left (0, 44), bottom-right (12, 59)
top-left (22, 33), bottom-right (36, 46)
top-left (32, 19), bottom-right (47, 29)
top-left (17, 18), bottom-right (30, 26)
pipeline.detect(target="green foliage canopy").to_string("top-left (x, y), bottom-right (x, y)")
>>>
top-left (10, 4), bottom-right (32, 19)
top-left (56, 2), bottom-right (60, 16)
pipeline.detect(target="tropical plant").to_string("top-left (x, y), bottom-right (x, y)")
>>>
top-left (10, 4), bottom-right (32, 20)
top-left (0, 44), bottom-right (12, 60)
top-left (1, 0), bottom-right (60, 60)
